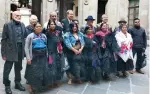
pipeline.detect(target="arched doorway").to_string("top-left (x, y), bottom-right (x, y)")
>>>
top-left (97, 0), bottom-right (108, 23)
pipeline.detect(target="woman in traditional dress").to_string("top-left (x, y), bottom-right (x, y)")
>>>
top-left (115, 24), bottom-right (134, 77)
top-left (63, 22), bottom-right (85, 85)
top-left (25, 23), bottom-right (48, 94)
top-left (95, 23), bottom-right (119, 80)
top-left (83, 26), bottom-right (101, 83)
top-left (43, 20), bottom-right (65, 87)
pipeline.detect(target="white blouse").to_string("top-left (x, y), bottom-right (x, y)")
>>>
top-left (115, 31), bottom-right (133, 62)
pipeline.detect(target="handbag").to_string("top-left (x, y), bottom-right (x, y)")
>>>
top-left (141, 53), bottom-right (147, 68)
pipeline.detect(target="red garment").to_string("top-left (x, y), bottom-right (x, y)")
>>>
top-left (86, 33), bottom-right (94, 39)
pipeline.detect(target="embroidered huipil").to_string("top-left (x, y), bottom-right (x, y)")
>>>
top-left (32, 34), bottom-right (46, 49)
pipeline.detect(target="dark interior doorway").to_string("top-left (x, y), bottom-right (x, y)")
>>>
top-left (10, 4), bottom-right (18, 19)
top-left (97, 0), bottom-right (108, 23)
top-left (59, 0), bottom-right (74, 21)
top-left (32, 0), bottom-right (42, 22)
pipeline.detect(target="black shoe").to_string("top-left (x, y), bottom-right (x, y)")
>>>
top-left (122, 71), bottom-right (128, 77)
top-left (15, 83), bottom-right (25, 91)
top-left (136, 69), bottom-right (144, 74)
top-left (5, 86), bottom-right (12, 94)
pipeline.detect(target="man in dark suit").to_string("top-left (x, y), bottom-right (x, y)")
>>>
top-left (44, 12), bottom-right (63, 32)
top-left (1, 11), bottom-right (26, 94)
top-left (61, 10), bottom-right (74, 34)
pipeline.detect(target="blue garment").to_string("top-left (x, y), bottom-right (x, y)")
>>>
top-left (32, 33), bottom-right (46, 49)
top-left (63, 31), bottom-right (85, 49)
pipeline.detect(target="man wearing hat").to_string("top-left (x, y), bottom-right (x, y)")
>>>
top-left (114, 18), bottom-right (127, 34)
top-left (80, 15), bottom-right (97, 33)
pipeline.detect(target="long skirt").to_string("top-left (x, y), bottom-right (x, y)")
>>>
top-left (117, 56), bottom-right (134, 71)
top-left (47, 53), bottom-right (65, 85)
top-left (84, 52), bottom-right (101, 82)
top-left (66, 50), bottom-right (86, 80)
top-left (26, 53), bottom-right (48, 90)
top-left (72, 54), bottom-right (86, 80)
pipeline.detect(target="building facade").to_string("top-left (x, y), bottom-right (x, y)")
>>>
top-left (0, 0), bottom-right (149, 35)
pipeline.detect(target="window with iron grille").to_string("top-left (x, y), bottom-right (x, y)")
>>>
top-left (128, 0), bottom-right (139, 26)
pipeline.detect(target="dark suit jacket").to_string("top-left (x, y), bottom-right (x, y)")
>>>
top-left (1, 20), bottom-right (26, 61)
top-left (61, 18), bottom-right (70, 34)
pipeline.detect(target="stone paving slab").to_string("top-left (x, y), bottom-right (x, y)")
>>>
top-left (0, 47), bottom-right (149, 94)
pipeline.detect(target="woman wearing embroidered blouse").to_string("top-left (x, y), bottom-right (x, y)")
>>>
top-left (25, 23), bottom-right (48, 94)
top-left (43, 20), bottom-right (65, 87)
top-left (115, 24), bottom-right (134, 77)
top-left (63, 22), bottom-right (85, 85)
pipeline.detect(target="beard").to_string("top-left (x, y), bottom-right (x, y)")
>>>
top-left (134, 25), bottom-right (140, 29)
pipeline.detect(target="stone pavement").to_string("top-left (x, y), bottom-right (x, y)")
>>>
top-left (0, 46), bottom-right (149, 94)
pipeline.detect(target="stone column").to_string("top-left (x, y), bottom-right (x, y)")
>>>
top-left (105, 0), bottom-right (129, 29)
top-left (0, 0), bottom-right (10, 32)
top-left (41, 0), bottom-right (58, 25)
top-left (139, 0), bottom-right (149, 32)
top-left (78, 0), bottom-right (98, 27)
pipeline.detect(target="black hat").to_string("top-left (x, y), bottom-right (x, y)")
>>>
top-left (118, 18), bottom-right (127, 23)
top-left (85, 15), bottom-right (95, 21)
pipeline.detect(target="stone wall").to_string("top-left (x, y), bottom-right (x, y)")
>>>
top-left (41, 0), bottom-right (58, 25)
top-left (139, 0), bottom-right (149, 36)
top-left (78, 0), bottom-right (98, 27)
top-left (0, 0), bottom-right (10, 32)
top-left (105, 0), bottom-right (129, 29)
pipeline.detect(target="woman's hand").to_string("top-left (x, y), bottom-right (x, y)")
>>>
top-left (74, 49), bottom-right (80, 55)
top-left (78, 49), bottom-right (82, 54)
top-left (27, 59), bottom-right (31, 65)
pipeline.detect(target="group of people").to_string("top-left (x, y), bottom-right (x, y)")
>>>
top-left (1, 10), bottom-right (147, 94)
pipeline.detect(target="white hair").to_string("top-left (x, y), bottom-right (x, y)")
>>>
top-left (29, 15), bottom-right (38, 22)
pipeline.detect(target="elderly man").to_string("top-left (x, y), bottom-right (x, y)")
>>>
top-left (44, 12), bottom-right (63, 31)
top-left (61, 10), bottom-right (74, 34)
top-left (80, 15), bottom-right (96, 33)
top-left (1, 11), bottom-right (26, 94)
top-left (97, 14), bottom-right (111, 31)
top-left (25, 15), bottom-right (38, 37)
